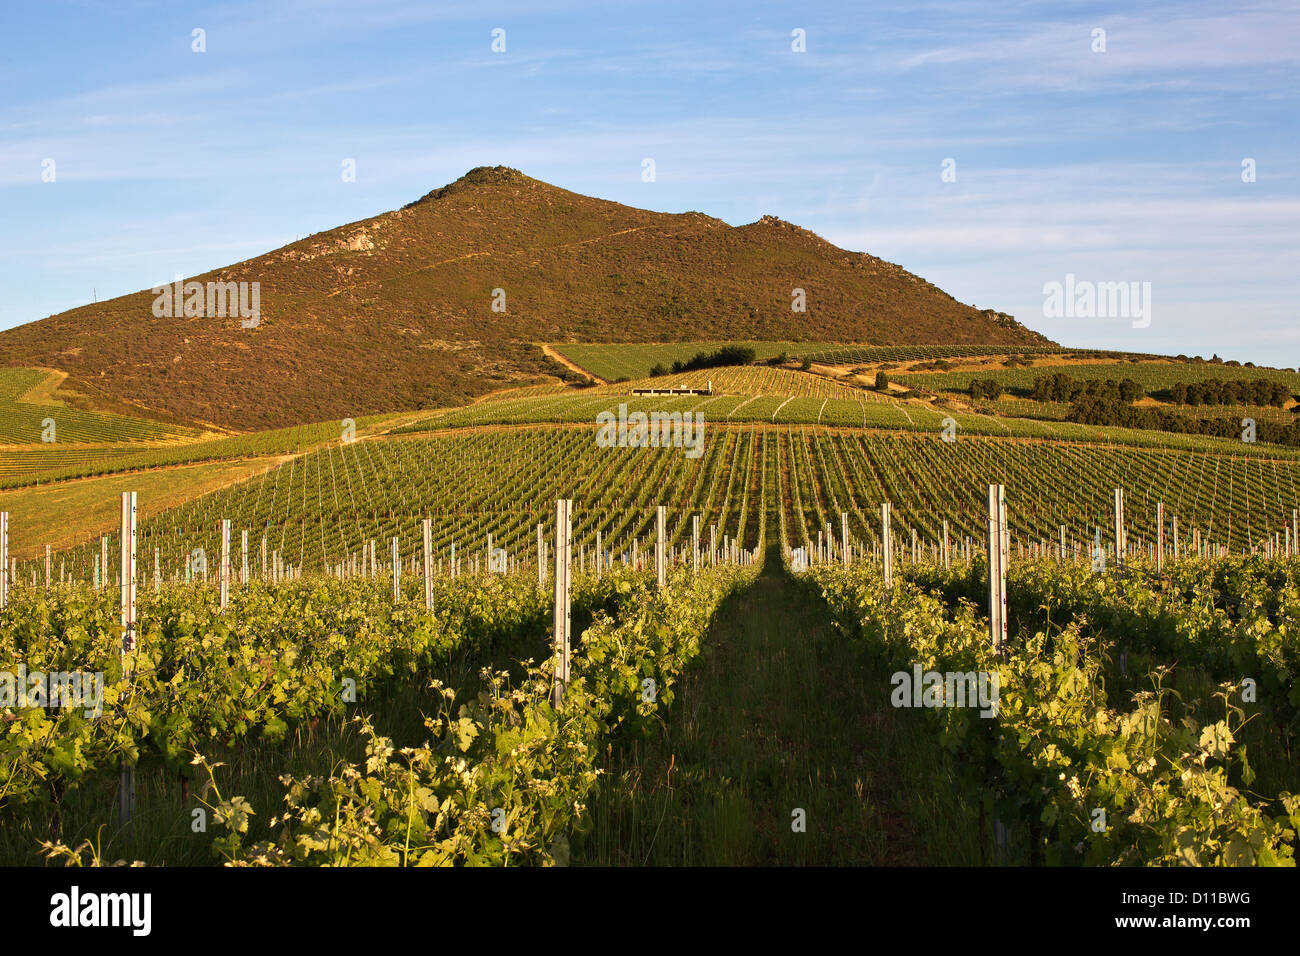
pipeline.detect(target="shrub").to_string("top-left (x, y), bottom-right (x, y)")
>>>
top-left (969, 378), bottom-right (1003, 400)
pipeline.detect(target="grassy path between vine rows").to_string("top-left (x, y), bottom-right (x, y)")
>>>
top-left (579, 546), bottom-right (984, 865)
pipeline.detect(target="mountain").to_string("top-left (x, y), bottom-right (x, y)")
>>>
top-left (0, 166), bottom-right (1052, 430)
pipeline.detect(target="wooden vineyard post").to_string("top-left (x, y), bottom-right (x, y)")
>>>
top-left (119, 492), bottom-right (138, 829)
top-left (942, 518), bottom-right (950, 570)
top-left (693, 516), bottom-right (700, 573)
top-left (0, 511), bottom-right (7, 611)
top-left (656, 505), bottom-right (667, 589)
top-left (241, 530), bottom-right (249, 588)
top-left (422, 520), bottom-right (434, 612)
top-left (1113, 488), bottom-right (1126, 572)
top-left (219, 519), bottom-right (231, 610)
top-left (392, 536), bottom-right (400, 603)
top-left (552, 499), bottom-right (572, 709)
top-left (881, 502), bottom-right (893, 588)
top-left (842, 512), bottom-right (850, 568)
top-left (987, 485), bottom-right (1008, 657)
top-left (1156, 502), bottom-right (1164, 574)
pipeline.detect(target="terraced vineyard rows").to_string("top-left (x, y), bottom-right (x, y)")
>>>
top-left (901, 362), bottom-right (1300, 396)
top-left (19, 428), bottom-right (1300, 582)
top-left (403, 388), bottom-right (1300, 457)
top-left (0, 369), bottom-right (197, 445)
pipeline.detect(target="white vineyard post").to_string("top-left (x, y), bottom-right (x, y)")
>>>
top-left (842, 512), bottom-right (850, 568)
top-left (881, 502), bottom-right (893, 588)
top-left (537, 523), bottom-right (545, 588)
top-left (596, 529), bottom-right (603, 580)
top-left (987, 484), bottom-right (1008, 657)
top-left (1156, 502), bottom-right (1164, 575)
top-left (486, 533), bottom-right (493, 574)
top-left (118, 492), bottom-right (138, 829)
top-left (710, 524), bottom-right (717, 567)
top-left (942, 518), bottom-right (950, 570)
top-left (1113, 488), bottom-right (1126, 572)
top-left (219, 519), bottom-right (231, 611)
top-left (101, 536), bottom-right (108, 593)
top-left (261, 537), bottom-right (267, 580)
top-left (693, 516), bottom-right (700, 573)
top-left (1293, 509), bottom-right (1298, 557)
top-left (0, 512), bottom-right (7, 611)
top-left (422, 520), bottom-right (434, 612)
top-left (656, 506), bottom-right (667, 589)
top-left (241, 530), bottom-right (249, 588)
top-left (1059, 525), bottom-right (1066, 563)
top-left (392, 536), bottom-right (400, 603)
top-left (44, 545), bottom-right (51, 591)
top-left (552, 499), bottom-right (572, 709)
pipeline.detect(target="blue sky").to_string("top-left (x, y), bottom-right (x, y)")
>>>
top-left (2, 0), bottom-right (1297, 364)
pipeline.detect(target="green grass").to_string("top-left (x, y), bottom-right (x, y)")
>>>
top-left (577, 544), bottom-right (988, 865)
top-left (798, 343), bottom-right (1086, 366)
top-left (0, 457), bottom-right (283, 559)
top-left (0, 411), bottom-right (409, 490)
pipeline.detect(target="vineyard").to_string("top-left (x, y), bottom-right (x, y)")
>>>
top-left (2, 480), bottom-right (1298, 865)
top-left (549, 342), bottom-right (1095, 382)
top-left (3, 428), bottom-right (1293, 582)
top-left (3, 344), bottom-right (1300, 869)
top-left (900, 361), bottom-right (1300, 397)
top-left (0, 368), bottom-right (197, 446)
